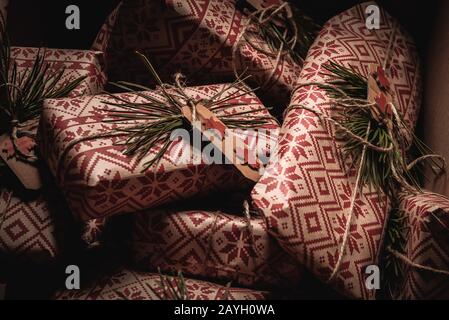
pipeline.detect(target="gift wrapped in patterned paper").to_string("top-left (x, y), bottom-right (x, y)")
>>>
top-left (0, 46), bottom-right (107, 175)
top-left (10, 47), bottom-right (106, 98)
top-left (92, 0), bottom-right (319, 109)
top-left (132, 208), bottom-right (302, 289)
top-left (0, 47), bottom-right (109, 261)
top-left (388, 192), bottom-right (449, 300)
top-left (251, 2), bottom-right (422, 299)
top-left (39, 83), bottom-right (279, 222)
top-left (54, 267), bottom-right (270, 300)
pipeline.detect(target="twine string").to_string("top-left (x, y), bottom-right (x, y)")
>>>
top-left (304, 21), bottom-right (449, 281)
top-left (173, 72), bottom-right (198, 122)
top-left (328, 122), bottom-right (370, 282)
top-left (387, 246), bottom-right (449, 276)
top-left (242, 200), bottom-right (292, 285)
top-left (232, 3), bottom-right (299, 90)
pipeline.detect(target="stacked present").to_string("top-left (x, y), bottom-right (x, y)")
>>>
top-left (1, 0), bottom-right (449, 300)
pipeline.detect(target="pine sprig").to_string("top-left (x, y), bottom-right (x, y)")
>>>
top-left (103, 52), bottom-right (275, 171)
top-left (312, 61), bottom-right (445, 299)
top-left (0, 16), bottom-right (87, 136)
top-left (155, 268), bottom-right (189, 300)
top-left (322, 61), bottom-right (367, 100)
top-left (314, 62), bottom-right (445, 195)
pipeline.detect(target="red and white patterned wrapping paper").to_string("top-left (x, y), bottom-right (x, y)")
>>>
top-left (11, 47), bottom-right (107, 98)
top-left (251, 2), bottom-right (422, 299)
top-left (93, 0), bottom-right (302, 107)
top-left (0, 188), bottom-right (58, 262)
top-left (39, 84), bottom-right (279, 221)
top-left (54, 267), bottom-right (269, 300)
top-left (0, 48), bottom-right (108, 261)
top-left (132, 209), bottom-right (302, 288)
top-left (397, 192), bottom-right (449, 300)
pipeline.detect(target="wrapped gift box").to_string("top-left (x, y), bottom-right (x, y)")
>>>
top-left (251, 2), bottom-right (422, 299)
top-left (0, 184), bottom-right (108, 262)
top-left (0, 47), bottom-right (108, 261)
top-left (132, 208), bottom-right (302, 288)
top-left (10, 47), bottom-right (106, 98)
top-left (93, 0), bottom-right (312, 108)
top-left (0, 0), bottom-right (7, 22)
top-left (54, 267), bottom-right (270, 300)
top-left (39, 83), bottom-right (279, 221)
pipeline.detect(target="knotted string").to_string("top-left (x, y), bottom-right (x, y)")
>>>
top-left (386, 246), bottom-right (449, 276)
top-left (173, 73), bottom-right (197, 122)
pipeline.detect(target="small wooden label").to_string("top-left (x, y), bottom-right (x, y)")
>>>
top-left (182, 103), bottom-right (262, 182)
top-left (0, 134), bottom-right (42, 190)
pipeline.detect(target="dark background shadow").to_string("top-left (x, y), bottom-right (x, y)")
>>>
top-left (7, 0), bottom-right (121, 48)
top-left (7, 0), bottom-right (441, 59)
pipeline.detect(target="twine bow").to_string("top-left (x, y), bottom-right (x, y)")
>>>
top-left (57, 52), bottom-right (275, 177)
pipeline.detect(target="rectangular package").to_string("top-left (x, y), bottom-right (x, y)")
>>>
top-left (11, 47), bottom-right (106, 97)
top-left (0, 47), bottom-right (108, 261)
top-left (39, 83), bottom-right (279, 221)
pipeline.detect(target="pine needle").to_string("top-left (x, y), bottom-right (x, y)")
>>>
top-left (156, 268), bottom-right (188, 300)
top-left (0, 17), bottom-right (86, 136)
top-left (315, 62), bottom-right (444, 195)
top-left (103, 52), bottom-right (274, 172)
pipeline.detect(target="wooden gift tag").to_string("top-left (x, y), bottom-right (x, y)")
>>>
top-left (181, 103), bottom-right (262, 182)
top-left (0, 134), bottom-right (42, 190)
top-left (367, 64), bottom-right (394, 121)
